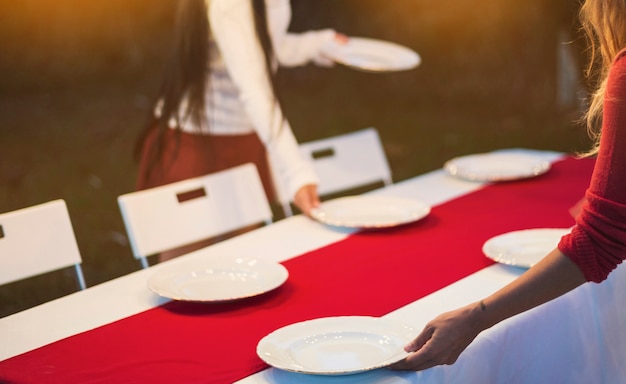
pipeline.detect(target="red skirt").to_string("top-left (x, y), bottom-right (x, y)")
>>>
top-left (136, 128), bottom-right (276, 202)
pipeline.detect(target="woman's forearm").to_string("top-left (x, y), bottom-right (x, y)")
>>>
top-left (478, 248), bottom-right (587, 330)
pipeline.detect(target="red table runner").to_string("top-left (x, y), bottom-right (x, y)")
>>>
top-left (0, 157), bottom-right (595, 384)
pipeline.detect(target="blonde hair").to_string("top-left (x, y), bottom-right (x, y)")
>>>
top-left (580, 0), bottom-right (626, 155)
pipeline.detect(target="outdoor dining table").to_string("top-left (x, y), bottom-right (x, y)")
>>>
top-left (1, 149), bottom-right (625, 384)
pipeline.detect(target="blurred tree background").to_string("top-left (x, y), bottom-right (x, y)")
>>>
top-left (0, 0), bottom-right (590, 316)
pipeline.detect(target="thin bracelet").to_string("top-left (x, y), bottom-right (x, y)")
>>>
top-left (479, 300), bottom-right (486, 311)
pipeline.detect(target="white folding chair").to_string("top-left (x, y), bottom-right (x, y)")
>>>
top-left (0, 199), bottom-right (86, 290)
top-left (118, 163), bottom-right (273, 269)
top-left (273, 127), bottom-right (393, 217)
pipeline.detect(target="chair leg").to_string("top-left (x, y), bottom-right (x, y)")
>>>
top-left (282, 202), bottom-right (293, 217)
top-left (74, 264), bottom-right (87, 290)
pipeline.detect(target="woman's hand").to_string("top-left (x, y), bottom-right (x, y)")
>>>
top-left (389, 302), bottom-right (484, 371)
top-left (316, 33), bottom-right (349, 67)
top-left (390, 250), bottom-right (587, 371)
top-left (293, 184), bottom-right (320, 217)
top-left (334, 32), bottom-right (349, 44)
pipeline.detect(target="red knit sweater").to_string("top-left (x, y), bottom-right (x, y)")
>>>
top-left (558, 49), bottom-right (626, 282)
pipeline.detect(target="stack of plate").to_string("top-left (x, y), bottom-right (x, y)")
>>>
top-left (148, 257), bottom-right (288, 302)
top-left (443, 152), bottom-right (552, 182)
top-left (482, 228), bottom-right (571, 268)
top-left (257, 316), bottom-right (415, 375)
top-left (310, 195), bottom-right (431, 229)
top-left (321, 37), bottom-right (421, 73)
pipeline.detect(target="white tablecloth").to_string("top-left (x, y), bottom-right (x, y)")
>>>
top-left (2, 149), bottom-right (625, 384)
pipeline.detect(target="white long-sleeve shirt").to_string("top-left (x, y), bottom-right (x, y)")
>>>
top-left (173, 0), bottom-right (336, 199)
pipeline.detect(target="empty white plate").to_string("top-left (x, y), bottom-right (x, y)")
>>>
top-left (482, 228), bottom-right (571, 268)
top-left (148, 257), bottom-right (288, 302)
top-left (444, 152), bottom-right (551, 182)
top-left (322, 37), bottom-right (420, 72)
top-left (310, 195), bottom-right (431, 229)
top-left (257, 316), bottom-right (415, 375)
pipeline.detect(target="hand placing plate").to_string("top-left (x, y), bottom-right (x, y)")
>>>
top-left (310, 195), bottom-right (431, 229)
top-left (482, 228), bottom-right (571, 268)
top-left (322, 37), bottom-right (420, 72)
top-left (257, 316), bottom-right (415, 375)
top-left (148, 257), bottom-right (288, 302)
top-left (444, 152), bottom-right (551, 182)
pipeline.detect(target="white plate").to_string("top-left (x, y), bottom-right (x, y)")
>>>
top-left (310, 195), bottom-right (431, 229)
top-left (444, 152), bottom-right (551, 182)
top-left (482, 228), bottom-right (571, 268)
top-left (322, 37), bottom-right (420, 72)
top-left (257, 316), bottom-right (415, 375)
top-left (148, 257), bottom-right (288, 302)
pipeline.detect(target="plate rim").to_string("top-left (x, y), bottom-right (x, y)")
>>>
top-left (147, 257), bottom-right (289, 302)
top-left (310, 195), bottom-right (431, 229)
top-left (256, 315), bottom-right (415, 375)
top-left (482, 227), bottom-right (571, 268)
top-left (443, 152), bottom-right (551, 182)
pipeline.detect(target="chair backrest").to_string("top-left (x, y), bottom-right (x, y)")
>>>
top-left (0, 199), bottom-right (86, 290)
top-left (118, 163), bottom-right (273, 268)
top-left (273, 127), bottom-right (393, 216)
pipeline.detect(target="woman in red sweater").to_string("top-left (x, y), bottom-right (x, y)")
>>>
top-left (392, 0), bottom-right (626, 371)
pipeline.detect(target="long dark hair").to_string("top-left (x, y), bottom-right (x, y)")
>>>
top-left (136, 0), bottom-right (275, 170)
